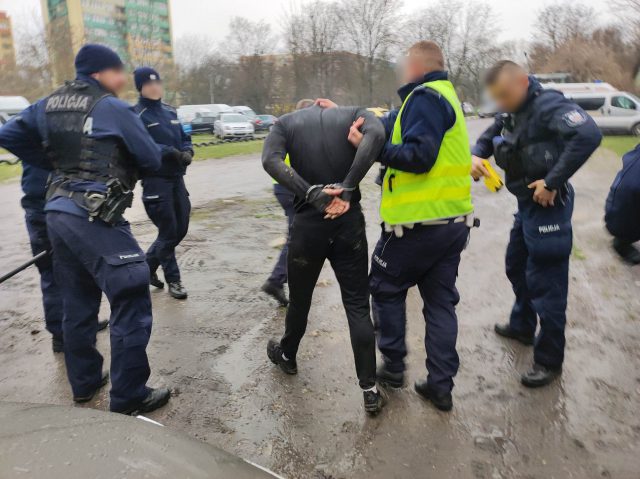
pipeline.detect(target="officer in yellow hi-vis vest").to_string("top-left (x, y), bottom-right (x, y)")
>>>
top-left (350, 41), bottom-right (473, 412)
top-left (262, 153), bottom-right (295, 306)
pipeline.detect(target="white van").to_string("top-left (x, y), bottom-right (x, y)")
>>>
top-left (566, 91), bottom-right (640, 136)
top-left (177, 104), bottom-right (233, 123)
top-left (0, 96), bottom-right (30, 118)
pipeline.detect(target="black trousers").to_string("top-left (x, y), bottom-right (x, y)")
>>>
top-left (280, 206), bottom-right (376, 389)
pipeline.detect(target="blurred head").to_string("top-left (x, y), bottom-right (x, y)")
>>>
top-left (484, 60), bottom-right (530, 113)
top-left (402, 41), bottom-right (445, 84)
top-left (74, 44), bottom-right (126, 94)
top-left (296, 99), bottom-right (315, 110)
top-left (134, 67), bottom-right (163, 100)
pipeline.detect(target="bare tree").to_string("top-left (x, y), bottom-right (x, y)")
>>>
top-left (337, 0), bottom-right (402, 104)
top-left (283, 0), bottom-right (344, 98)
top-left (225, 17), bottom-right (278, 58)
top-left (533, 3), bottom-right (596, 50)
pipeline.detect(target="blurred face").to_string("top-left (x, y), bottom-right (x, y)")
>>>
top-left (487, 69), bottom-right (530, 113)
top-left (92, 68), bottom-right (126, 94)
top-left (402, 54), bottom-right (425, 84)
top-left (141, 81), bottom-right (163, 100)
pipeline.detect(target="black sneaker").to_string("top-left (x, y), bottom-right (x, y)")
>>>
top-left (494, 323), bottom-right (534, 346)
top-left (97, 319), bottom-right (109, 332)
top-left (414, 379), bottom-right (453, 412)
top-left (261, 280), bottom-right (289, 306)
top-left (168, 281), bottom-right (188, 299)
top-left (112, 387), bottom-right (171, 415)
top-left (363, 389), bottom-right (386, 415)
top-left (612, 238), bottom-right (640, 265)
top-left (150, 271), bottom-right (164, 289)
top-left (266, 339), bottom-right (297, 374)
top-left (376, 364), bottom-right (405, 388)
top-left (73, 370), bottom-right (109, 403)
top-left (521, 363), bottom-right (562, 388)
top-left (52, 335), bottom-right (64, 353)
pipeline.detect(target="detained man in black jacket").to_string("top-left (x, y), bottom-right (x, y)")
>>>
top-left (262, 99), bottom-right (387, 414)
top-left (471, 61), bottom-right (602, 387)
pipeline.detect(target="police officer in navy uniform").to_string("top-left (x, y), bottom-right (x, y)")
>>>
top-left (0, 44), bottom-right (170, 414)
top-left (471, 61), bottom-right (602, 387)
top-left (20, 164), bottom-right (108, 353)
top-left (133, 67), bottom-right (193, 300)
top-left (605, 144), bottom-right (640, 264)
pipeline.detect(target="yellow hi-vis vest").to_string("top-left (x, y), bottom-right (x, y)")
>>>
top-left (380, 80), bottom-right (473, 225)
top-left (272, 154), bottom-right (291, 184)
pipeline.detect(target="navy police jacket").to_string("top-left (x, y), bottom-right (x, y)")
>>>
top-left (134, 97), bottom-right (192, 177)
top-left (605, 144), bottom-right (640, 242)
top-left (20, 163), bottom-right (50, 212)
top-left (0, 74), bottom-right (161, 218)
top-left (473, 76), bottom-right (602, 199)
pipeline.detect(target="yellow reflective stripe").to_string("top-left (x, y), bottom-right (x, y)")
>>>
top-left (383, 186), bottom-right (471, 207)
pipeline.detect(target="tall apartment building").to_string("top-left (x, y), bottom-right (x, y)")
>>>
top-left (41, 0), bottom-right (173, 80)
top-left (0, 11), bottom-right (16, 68)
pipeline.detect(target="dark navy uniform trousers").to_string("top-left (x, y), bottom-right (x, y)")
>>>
top-left (142, 175), bottom-right (191, 283)
top-left (24, 207), bottom-right (63, 339)
top-left (267, 184), bottom-right (296, 287)
top-left (507, 186), bottom-right (574, 369)
top-left (46, 211), bottom-right (152, 411)
top-left (370, 221), bottom-right (469, 394)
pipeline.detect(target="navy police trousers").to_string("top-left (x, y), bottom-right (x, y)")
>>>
top-left (370, 221), bottom-right (469, 394)
top-left (267, 184), bottom-right (296, 287)
top-left (142, 176), bottom-right (191, 283)
top-left (24, 207), bottom-right (63, 339)
top-left (46, 211), bottom-right (152, 411)
top-left (506, 186), bottom-right (574, 369)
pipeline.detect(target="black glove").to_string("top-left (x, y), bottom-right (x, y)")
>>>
top-left (177, 150), bottom-right (193, 167)
top-left (162, 148), bottom-right (182, 162)
top-left (306, 185), bottom-right (332, 213)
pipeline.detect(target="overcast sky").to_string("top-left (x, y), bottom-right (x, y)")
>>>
top-left (0, 0), bottom-right (616, 47)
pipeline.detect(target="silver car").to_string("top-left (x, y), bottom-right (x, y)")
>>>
top-left (214, 113), bottom-right (255, 140)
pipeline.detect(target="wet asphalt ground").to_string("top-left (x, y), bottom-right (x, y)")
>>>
top-left (0, 119), bottom-right (639, 478)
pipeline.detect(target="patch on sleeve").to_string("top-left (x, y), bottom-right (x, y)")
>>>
top-left (562, 110), bottom-right (587, 128)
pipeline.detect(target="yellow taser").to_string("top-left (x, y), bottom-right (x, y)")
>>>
top-left (483, 160), bottom-right (504, 192)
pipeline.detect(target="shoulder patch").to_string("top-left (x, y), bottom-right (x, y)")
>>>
top-left (562, 110), bottom-right (587, 128)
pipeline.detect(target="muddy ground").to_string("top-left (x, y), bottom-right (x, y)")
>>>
top-left (0, 119), bottom-right (639, 478)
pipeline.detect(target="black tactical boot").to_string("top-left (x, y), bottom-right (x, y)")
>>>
top-left (612, 238), bottom-right (640, 265)
top-left (73, 370), bottom-right (109, 403)
top-left (261, 280), bottom-right (289, 306)
top-left (494, 323), bottom-right (535, 346)
top-left (267, 339), bottom-right (297, 374)
top-left (113, 387), bottom-right (171, 415)
top-left (376, 364), bottom-right (405, 388)
top-left (97, 319), bottom-right (109, 332)
top-left (363, 388), bottom-right (386, 415)
top-left (168, 281), bottom-right (188, 299)
top-left (150, 271), bottom-right (164, 289)
top-left (52, 335), bottom-right (64, 353)
top-left (521, 363), bottom-right (562, 388)
top-left (414, 379), bottom-right (453, 412)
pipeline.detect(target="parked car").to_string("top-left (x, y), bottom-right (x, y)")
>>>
top-left (214, 113), bottom-right (255, 139)
top-left (255, 114), bottom-right (277, 131)
top-left (190, 114), bottom-right (218, 134)
top-left (0, 96), bottom-right (29, 119)
top-left (177, 104), bottom-right (233, 123)
top-left (231, 105), bottom-right (257, 119)
top-left (566, 91), bottom-right (640, 136)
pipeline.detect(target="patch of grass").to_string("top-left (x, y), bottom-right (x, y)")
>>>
top-left (194, 140), bottom-right (264, 160)
top-left (0, 163), bottom-right (21, 182)
top-left (601, 136), bottom-right (638, 157)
